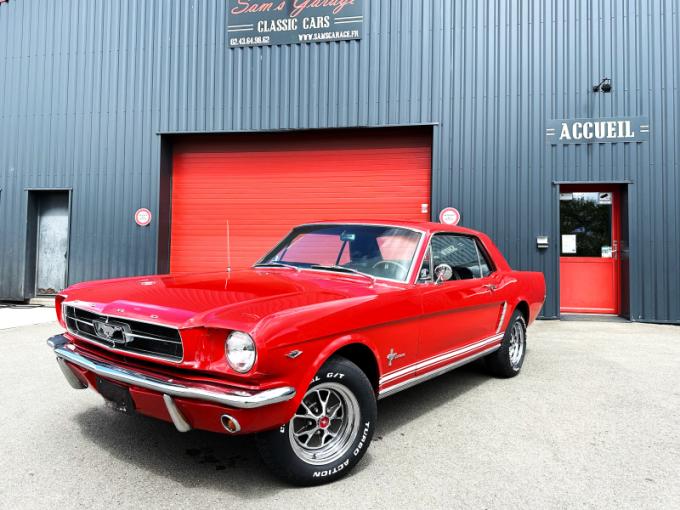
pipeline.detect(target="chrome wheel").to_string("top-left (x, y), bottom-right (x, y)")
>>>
top-left (508, 320), bottom-right (525, 369)
top-left (289, 382), bottom-right (361, 466)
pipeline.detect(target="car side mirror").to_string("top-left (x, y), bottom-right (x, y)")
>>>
top-left (434, 264), bottom-right (453, 284)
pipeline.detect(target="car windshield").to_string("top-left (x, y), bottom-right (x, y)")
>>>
top-left (257, 225), bottom-right (422, 282)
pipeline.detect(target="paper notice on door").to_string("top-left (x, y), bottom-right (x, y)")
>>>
top-left (601, 246), bottom-right (613, 258)
top-left (561, 234), bottom-right (577, 254)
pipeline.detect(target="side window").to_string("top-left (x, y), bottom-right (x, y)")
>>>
top-left (418, 234), bottom-right (495, 282)
top-left (431, 235), bottom-right (479, 280)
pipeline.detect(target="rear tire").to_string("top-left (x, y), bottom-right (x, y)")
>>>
top-left (256, 356), bottom-right (376, 486)
top-left (484, 309), bottom-right (527, 378)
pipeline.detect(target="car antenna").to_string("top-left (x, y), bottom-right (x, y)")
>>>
top-left (226, 220), bottom-right (232, 273)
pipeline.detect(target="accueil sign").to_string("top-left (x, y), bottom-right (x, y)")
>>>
top-left (545, 116), bottom-right (649, 145)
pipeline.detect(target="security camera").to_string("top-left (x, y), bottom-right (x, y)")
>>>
top-left (593, 77), bottom-right (612, 93)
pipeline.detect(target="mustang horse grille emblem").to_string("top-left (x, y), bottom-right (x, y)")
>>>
top-left (386, 348), bottom-right (406, 367)
top-left (93, 320), bottom-right (132, 347)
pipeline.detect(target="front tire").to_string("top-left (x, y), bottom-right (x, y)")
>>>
top-left (484, 309), bottom-right (527, 378)
top-left (256, 356), bottom-right (377, 486)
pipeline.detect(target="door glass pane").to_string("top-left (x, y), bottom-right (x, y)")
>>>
top-left (430, 234), bottom-right (480, 280)
top-left (560, 191), bottom-right (612, 258)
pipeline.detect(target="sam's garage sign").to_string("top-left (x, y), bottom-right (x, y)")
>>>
top-left (228, 0), bottom-right (363, 47)
top-left (546, 116), bottom-right (649, 145)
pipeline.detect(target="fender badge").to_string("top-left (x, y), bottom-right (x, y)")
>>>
top-left (286, 350), bottom-right (303, 359)
top-left (386, 348), bottom-right (406, 367)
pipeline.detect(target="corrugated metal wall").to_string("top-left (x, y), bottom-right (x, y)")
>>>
top-left (0, 0), bottom-right (678, 322)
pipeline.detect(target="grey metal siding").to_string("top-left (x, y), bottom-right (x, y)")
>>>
top-left (0, 0), bottom-right (678, 323)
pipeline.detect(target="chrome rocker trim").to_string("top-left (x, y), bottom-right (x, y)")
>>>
top-left (377, 333), bottom-right (505, 399)
top-left (379, 333), bottom-right (504, 385)
top-left (47, 335), bottom-right (295, 410)
top-left (378, 344), bottom-right (501, 399)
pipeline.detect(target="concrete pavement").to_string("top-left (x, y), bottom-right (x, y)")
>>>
top-left (0, 319), bottom-right (678, 509)
top-left (0, 304), bottom-right (56, 330)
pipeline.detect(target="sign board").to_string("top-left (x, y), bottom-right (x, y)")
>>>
top-left (546, 117), bottom-right (649, 145)
top-left (228, 0), bottom-right (363, 48)
top-left (598, 192), bottom-right (612, 205)
top-left (561, 234), bottom-right (577, 254)
top-left (439, 207), bottom-right (461, 226)
top-left (134, 208), bottom-right (152, 227)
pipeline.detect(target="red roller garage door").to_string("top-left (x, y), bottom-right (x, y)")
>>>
top-left (170, 128), bottom-right (432, 273)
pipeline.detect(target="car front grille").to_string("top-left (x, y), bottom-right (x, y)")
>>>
top-left (63, 305), bottom-right (183, 362)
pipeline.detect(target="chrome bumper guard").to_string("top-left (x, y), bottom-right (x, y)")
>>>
top-left (47, 335), bottom-right (296, 411)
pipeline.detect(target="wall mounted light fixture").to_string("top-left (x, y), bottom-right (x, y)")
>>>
top-left (592, 77), bottom-right (612, 93)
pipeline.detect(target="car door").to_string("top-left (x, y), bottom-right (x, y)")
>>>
top-left (417, 233), bottom-right (505, 371)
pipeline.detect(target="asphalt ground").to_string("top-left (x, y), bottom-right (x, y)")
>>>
top-left (0, 318), bottom-right (678, 509)
top-left (0, 304), bottom-right (55, 330)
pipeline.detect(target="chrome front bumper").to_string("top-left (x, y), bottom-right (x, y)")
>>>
top-left (47, 335), bottom-right (296, 410)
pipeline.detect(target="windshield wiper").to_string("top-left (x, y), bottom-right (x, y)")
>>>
top-left (310, 264), bottom-right (375, 283)
top-left (253, 262), bottom-right (300, 272)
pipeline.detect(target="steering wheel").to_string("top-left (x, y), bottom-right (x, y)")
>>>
top-left (372, 260), bottom-right (408, 278)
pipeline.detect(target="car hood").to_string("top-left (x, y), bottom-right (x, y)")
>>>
top-left (62, 269), bottom-right (385, 331)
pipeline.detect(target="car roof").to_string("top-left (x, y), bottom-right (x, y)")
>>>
top-left (300, 219), bottom-right (482, 236)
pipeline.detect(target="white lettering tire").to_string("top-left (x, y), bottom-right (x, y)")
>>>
top-left (256, 356), bottom-right (377, 486)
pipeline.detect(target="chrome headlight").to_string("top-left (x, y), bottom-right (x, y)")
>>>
top-left (225, 331), bottom-right (256, 373)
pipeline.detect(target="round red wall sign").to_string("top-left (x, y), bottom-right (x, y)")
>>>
top-left (439, 207), bottom-right (461, 225)
top-left (134, 208), bottom-right (152, 227)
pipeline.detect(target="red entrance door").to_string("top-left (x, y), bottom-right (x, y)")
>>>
top-left (559, 185), bottom-right (621, 314)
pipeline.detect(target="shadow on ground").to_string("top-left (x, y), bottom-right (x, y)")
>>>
top-left (74, 360), bottom-right (490, 494)
top-left (376, 360), bottom-right (490, 436)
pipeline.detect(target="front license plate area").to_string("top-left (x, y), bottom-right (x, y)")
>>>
top-left (96, 376), bottom-right (135, 414)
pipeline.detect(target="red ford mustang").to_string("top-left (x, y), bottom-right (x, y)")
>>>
top-left (48, 221), bottom-right (545, 485)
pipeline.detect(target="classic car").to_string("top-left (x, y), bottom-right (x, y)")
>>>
top-left (48, 220), bottom-right (545, 485)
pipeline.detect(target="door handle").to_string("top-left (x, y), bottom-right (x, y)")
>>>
top-left (484, 284), bottom-right (497, 292)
